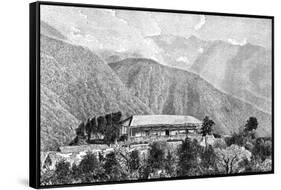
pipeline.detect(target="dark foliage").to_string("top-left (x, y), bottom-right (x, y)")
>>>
top-left (72, 112), bottom-right (123, 146)
top-left (53, 160), bottom-right (71, 184)
top-left (129, 150), bottom-right (140, 172)
top-left (79, 152), bottom-right (99, 174)
top-left (200, 116), bottom-right (215, 136)
top-left (213, 133), bottom-right (222, 138)
top-left (138, 163), bottom-right (152, 179)
top-left (78, 152), bottom-right (106, 182)
top-left (244, 117), bottom-right (258, 132)
top-left (85, 119), bottom-right (92, 141)
top-left (75, 122), bottom-right (85, 137)
top-left (119, 134), bottom-right (128, 142)
top-left (164, 151), bottom-right (176, 176)
top-left (177, 138), bottom-right (202, 176)
top-left (104, 152), bottom-right (126, 181)
top-left (147, 142), bottom-right (165, 170)
top-left (225, 132), bottom-right (245, 147)
top-left (200, 145), bottom-right (218, 174)
top-left (252, 138), bottom-right (272, 161)
top-left (71, 163), bottom-right (81, 181)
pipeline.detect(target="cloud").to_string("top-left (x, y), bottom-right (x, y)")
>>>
top-left (195, 15), bottom-right (206, 30)
top-left (115, 11), bottom-right (161, 37)
top-left (227, 38), bottom-right (247, 46)
top-left (176, 56), bottom-right (190, 63)
top-left (198, 47), bottom-right (204, 53)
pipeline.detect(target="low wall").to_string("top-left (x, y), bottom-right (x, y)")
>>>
top-left (128, 134), bottom-right (188, 143)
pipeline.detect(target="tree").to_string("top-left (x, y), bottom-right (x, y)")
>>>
top-left (177, 138), bottom-right (202, 176)
top-left (214, 144), bottom-right (251, 174)
top-left (244, 117), bottom-right (258, 133)
top-left (225, 132), bottom-right (245, 147)
top-left (78, 151), bottom-right (105, 182)
top-left (200, 116), bottom-right (215, 148)
top-left (85, 119), bottom-right (92, 141)
top-left (79, 152), bottom-right (99, 174)
top-left (40, 169), bottom-right (56, 186)
top-left (147, 142), bottom-right (165, 171)
top-left (138, 160), bottom-right (152, 179)
top-left (104, 152), bottom-right (125, 181)
top-left (103, 123), bottom-right (120, 145)
top-left (76, 122), bottom-right (85, 137)
top-left (129, 150), bottom-right (140, 172)
top-left (200, 145), bottom-right (218, 174)
top-left (53, 160), bottom-right (72, 184)
top-left (252, 138), bottom-right (272, 161)
top-left (164, 151), bottom-right (177, 177)
top-left (71, 163), bottom-right (81, 182)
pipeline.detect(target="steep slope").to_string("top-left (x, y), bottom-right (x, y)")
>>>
top-left (191, 41), bottom-right (272, 113)
top-left (109, 58), bottom-right (272, 137)
top-left (41, 86), bottom-right (79, 151)
top-left (40, 35), bottom-right (153, 151)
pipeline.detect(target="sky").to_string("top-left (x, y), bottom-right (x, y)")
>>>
top-left (41, 5), bottom-right (272, 59)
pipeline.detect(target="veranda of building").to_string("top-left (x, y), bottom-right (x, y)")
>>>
top-left (120, 115), bottom-right (202, 143)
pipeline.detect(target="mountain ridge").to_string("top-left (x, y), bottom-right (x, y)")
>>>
top-left (109, 58), bottom-right (271, 137)
top-left (40, 34), bottom-right (153, 151)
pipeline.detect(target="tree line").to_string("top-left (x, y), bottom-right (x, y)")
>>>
top-left (70, 111), bottom-right (122, 146)
top-left (41, 116), bottom-right (272, 186)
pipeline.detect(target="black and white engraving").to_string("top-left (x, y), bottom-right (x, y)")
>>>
top-left (39, 4), bottom-right (273, 186)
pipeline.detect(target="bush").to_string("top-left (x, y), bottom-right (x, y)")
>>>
top-left (164, 151), bottom-right (177, 177)
top-left (177, 138), bottom-right (202, 176)
top-left (147, 142), bottom-right (165, 170)
top-left (78, 151), bottom-right (105, 182)
top-left (214, 144), bottom-right (251, 174)
top-left (104, 152), bottom-right (126, 181)
top-left (200, 145), bottom-right (217, 173)
top-left (225, 132), bottom-right (245, 147)
top-left (53, 160), bottom-right (71, 184)
top-left (244, 117), bottom-right (258, 132)
top-left (252, 139), bottom-right (272, 161)
top-left (129, 150), bottom-right (140, 172)
top-left (79, 152), bottom-right (99, 174)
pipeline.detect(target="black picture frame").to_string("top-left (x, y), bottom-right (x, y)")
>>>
top-left (30, 1), bottom-right (274, 189)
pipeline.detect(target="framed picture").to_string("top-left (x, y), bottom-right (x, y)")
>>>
top-left (29, 1), bottom-right (274, 188)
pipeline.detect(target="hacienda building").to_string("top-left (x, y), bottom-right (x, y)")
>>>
top-left (120, 115), bottom-right (202, 143)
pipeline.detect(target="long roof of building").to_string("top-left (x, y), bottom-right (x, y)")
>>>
top-left (129, 115), bottom-right (202, 127)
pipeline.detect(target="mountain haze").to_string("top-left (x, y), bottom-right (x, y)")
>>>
top-left (148, 35), bottom-right (271, 113)
top-left (191, 41), bottom-right (272, 112)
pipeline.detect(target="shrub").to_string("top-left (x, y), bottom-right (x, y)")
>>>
top-left (147, 142), bottom-right (165, 170)
top-left (214, 144), bottom-right (251, 174)
top-left (78, 151), bottom-right (105, 182)
top-left (225, 132), bottom-right (245, 147)
top-left (104, 152), bottom-right (125, 181)
top-left (53, 160), bottom-right (72, 184)
top-left (79, 152), bottom-right (99, 174)
top-left (177, 138), bottom-right (202, 176)
top-left (200, 145), bottom-right (217, 173)
top-left (164, 151), bottom-right (177, 177)
top-left (129, 150), bottom-right (140, 172)
top-left (252, 139), bottom-right (272, 161)
top-left (244, 117), bottom-right (258, 132)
